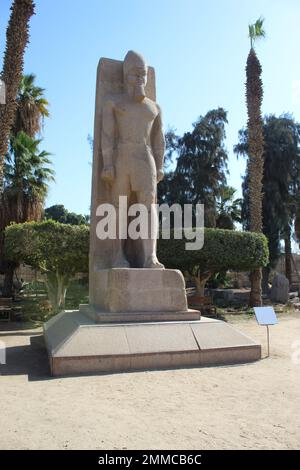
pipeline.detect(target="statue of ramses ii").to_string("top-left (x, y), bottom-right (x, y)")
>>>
top-left (91, 51), bottom-right (166, 270)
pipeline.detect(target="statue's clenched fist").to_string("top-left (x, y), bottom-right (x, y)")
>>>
top-left (101, 165), bottom-right (115, 184)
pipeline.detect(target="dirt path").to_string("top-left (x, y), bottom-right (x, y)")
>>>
top-left (0, 313), bottom-right (300, 450)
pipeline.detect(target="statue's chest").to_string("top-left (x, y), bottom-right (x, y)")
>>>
top-left (115, 101), bottom-right (158, 126)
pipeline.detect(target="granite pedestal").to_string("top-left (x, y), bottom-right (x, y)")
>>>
top-left (44, 268), bottom-right (261, 376)
top-left (44, 311), bottom-right (261, 376)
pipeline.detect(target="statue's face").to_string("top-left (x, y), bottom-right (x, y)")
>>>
top-left (125, 64), bottom-right (147, 102)
top-left (126, 65), bottom-right (147, 88)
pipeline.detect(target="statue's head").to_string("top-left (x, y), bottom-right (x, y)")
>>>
top-left (123, 50), bottom-right (147, 102)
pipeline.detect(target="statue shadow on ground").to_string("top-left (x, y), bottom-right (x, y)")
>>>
top-left (0, 334), bottom-right (51, 381)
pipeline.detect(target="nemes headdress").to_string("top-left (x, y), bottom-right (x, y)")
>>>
top-left (123, 51), bottom-right (147, 79)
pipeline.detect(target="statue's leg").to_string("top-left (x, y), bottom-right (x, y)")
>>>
top-left (113, 225), bottom-right (130, 268)
top-left (112, 161), bottom-right (130, 269)
top-left (137, 190), bottom-right (164, 269)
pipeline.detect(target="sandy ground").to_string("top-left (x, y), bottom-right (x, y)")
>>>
top-left (0, 313), bottom-right (300, 450)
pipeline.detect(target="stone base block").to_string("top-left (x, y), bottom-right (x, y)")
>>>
top-left (90, 268), bottom-right (189, 313)
top-left (80, 304), bottom-right (200, 323)
top-left (44, 311), bottom-right (261, 376)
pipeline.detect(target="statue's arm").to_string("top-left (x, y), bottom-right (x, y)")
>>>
top-left (151, 106), bottom-right (165, 183)
top-left (101, 99), bottom-right (115, 183)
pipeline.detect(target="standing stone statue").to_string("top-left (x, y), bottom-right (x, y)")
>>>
top-left (88, 50), bottom-right (197, 318)
top-left (90, 51), bottom-right (165, 274)
top-left (101, 51), bottom-right (165, 269)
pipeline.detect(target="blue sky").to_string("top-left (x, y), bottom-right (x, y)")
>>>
top-left (1, 0), bottom-right (300, 215)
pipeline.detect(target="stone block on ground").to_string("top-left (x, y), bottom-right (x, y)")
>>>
top-left (270, 273), bottom-right (289, 304)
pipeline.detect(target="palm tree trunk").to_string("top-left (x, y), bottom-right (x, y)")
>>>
top-left (0, 0), bottom-right (35, 191)
top-left (285, 227), bottom-right (292, 287)
top-left (249, 269), bottom-right (262, 305)
top-left (246, 48), bottom-right (264, 307)
top-left (2, 263), bottom-right (15, 298)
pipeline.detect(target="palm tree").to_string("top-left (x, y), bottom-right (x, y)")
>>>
top-left (0, 0), bottom-right (36, 191)
top-left (1, 131), bottom-right (54, 223)
top-left (0, 131), bottom-right (54, 295)
top-left (14, 73), bottom-right (50, 137)
top-left (235, 114), bottom-right (300, 291)
top-left (246, 17), bottom-right (265, 306)
top-left (216, 186), bottom-right (242, 229)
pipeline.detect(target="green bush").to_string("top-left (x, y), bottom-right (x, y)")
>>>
top-left (5, 220), bottom-right (89, 313)
top-left (5, 222), bottom-right (269, 307)
top-left (158, 228), bottom-right (269, 293)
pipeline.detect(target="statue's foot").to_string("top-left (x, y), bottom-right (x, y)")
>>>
top-left (112, 257), bottom-right (130, 268)
top-left (143, 256), bottom-right (165, 269)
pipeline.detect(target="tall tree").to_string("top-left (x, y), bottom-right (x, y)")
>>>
top-left (246, 17), bottom-right (265, 306)
top-left (44, 204), bottom-right (89, 225)
top-left (158, 108), bottom-right (228, 227)
top-left (0, 131), bottom-right (54, 295)
top-left (14, 73), bottom-right (49, 137)
top-left (216, 186), bottom-right (242, 230)
top-left (235, 114), bottom-right (300, 291)
top-left (0, 0), bottom-right (36, 190)
top-left (295, 192), bottom-right (300, 246)
top-left (1, 132), bottom-right (54, 222)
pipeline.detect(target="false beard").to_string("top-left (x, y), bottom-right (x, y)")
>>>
top-left (134, 84), bottom-right (146, 102)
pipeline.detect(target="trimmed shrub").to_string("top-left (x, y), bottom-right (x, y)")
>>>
top-left (158, 228), bottom-right (269, 293)
top-left (5, 220), bottom-right (89, 313)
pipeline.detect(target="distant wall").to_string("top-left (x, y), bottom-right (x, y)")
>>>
top-left (0, 264), bottom-right (41, 287)
top-left (0, 264), bottom-right (87, 288)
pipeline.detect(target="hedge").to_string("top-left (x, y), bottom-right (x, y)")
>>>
top-left (5, 220), bottom-right (89, 313)
top-left (158, 228), bottom-right (269, 293)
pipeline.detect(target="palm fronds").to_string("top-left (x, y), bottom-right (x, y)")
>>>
top-left (248, 17), bottom-right (266, 48)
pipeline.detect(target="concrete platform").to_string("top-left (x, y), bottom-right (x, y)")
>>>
top-left (80, 304), bottom-right (201, 323)
top-left (44, 311), bottom-right (261, 376)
